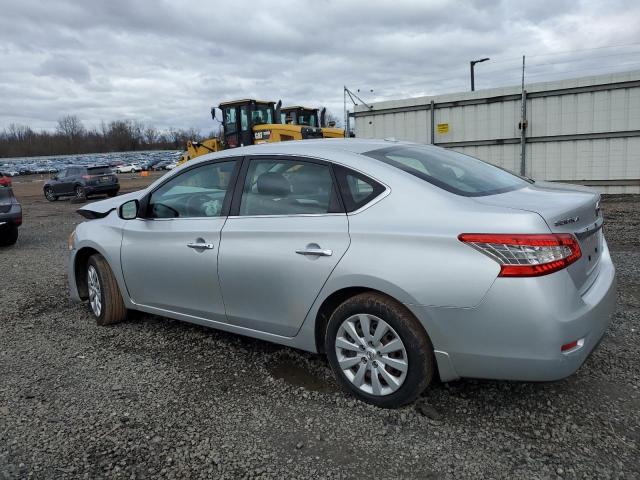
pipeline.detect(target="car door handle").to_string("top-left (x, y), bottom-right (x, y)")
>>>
top-left (295, 248), bottom-right (333, 257)
top-left (187, 242), bottom-right (214, 250)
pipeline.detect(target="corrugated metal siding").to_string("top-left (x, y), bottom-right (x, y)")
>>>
top-left (354, 70), bottom-right (640, 194)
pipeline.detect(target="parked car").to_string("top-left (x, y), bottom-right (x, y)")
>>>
top-left (152, 162), bottom-right (170, 171)
top-left (0, 187), bottom-right (22, 246)
top-left (68, 139), bottom-right (616, 408)
top-left (164, 162), bottom-right (178, 170)
top-left (44, 165), bottom-right (119, 201)
top-left (0, 173), bottom-right (12, 187)
top-left (116, 164), bottom-right (141, 174)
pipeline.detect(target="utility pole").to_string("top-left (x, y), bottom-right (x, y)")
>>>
top-left (519, 55), bottom-right (527, 176)
top-left (470, 57), bottom-right (490, 91)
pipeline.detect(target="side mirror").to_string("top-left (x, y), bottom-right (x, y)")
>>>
top-left (210, 107), bottom-right (217, 121)
top-left (119, 199), bottom-right (139, 220)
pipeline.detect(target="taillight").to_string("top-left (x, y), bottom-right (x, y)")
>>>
top-left (82, 175), bottom-right (91, 180)
top-left (458, 233), bottom-right (581, 277)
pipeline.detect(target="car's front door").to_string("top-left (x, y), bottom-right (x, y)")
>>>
top-left (51, 169), bottom-right (67, 194)
top-left (218, 156), bottom-right (350, 336)
top-left (120, 159), bottom-right (240, 320)
top-left (54, 168), bottom-right (73, 195)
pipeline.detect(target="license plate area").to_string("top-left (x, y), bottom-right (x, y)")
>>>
top-left (581, 229), bottom-right (602, 276)
top-left (99, 176), bottom-right (110, 183)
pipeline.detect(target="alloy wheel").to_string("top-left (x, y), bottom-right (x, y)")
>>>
top-left (334, 314), bottom-right (408, 396)
top-left (87, 265), bottom-right (102, 317)
top-left (75, 186), bottom-right (85, 199)
top-left (44, 188), bottom-right (55, 201)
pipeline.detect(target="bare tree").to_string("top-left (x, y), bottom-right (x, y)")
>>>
top-left (56, 115), bottom-right (85, 139)
top-left (144, 126), bottom-right (159, 145)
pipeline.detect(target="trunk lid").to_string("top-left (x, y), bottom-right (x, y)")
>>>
top-left (473, 181), bottom-right (603, 293)
top-left (0, 188), bottom-right (15, 213)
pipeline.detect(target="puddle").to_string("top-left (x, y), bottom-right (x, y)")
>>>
top-left (267, 357), bottom-right (339, 394)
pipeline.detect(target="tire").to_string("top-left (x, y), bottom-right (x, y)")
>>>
top-left (107, 190), bottom-right (118, 198)
top-left (87, 254), bottom-right (127, 326)
top-left (44, 187), bottom-right (58, 202)
top-left (0, 225), bottom-right (18, 246)
top-left (74, 185), bottom-right (86, 200)
top-left (325, 292), bottom-right (435, 408)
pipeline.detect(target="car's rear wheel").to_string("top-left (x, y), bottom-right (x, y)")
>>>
top-left (44, 187), bottom-right (58, 201)
top-left (87, 254), bottom-right (127, 326)
top-left (107, 190), bottom-right (118, 198)
top-left (0, 225), bottom-right (18, 246)
top-left (325, 292), bottom-right (435, 408)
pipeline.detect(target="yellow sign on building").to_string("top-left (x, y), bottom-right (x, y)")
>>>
top-left (437, 123), bottom-right (449, 134)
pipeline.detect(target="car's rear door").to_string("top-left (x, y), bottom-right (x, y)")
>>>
top-left (120, 159), bottom-right (240, 320)
top-left (218, 156), bottom-right (350, 336)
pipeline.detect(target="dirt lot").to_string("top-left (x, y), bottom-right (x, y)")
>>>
top-left (1, 175), bottom-right (638, 479)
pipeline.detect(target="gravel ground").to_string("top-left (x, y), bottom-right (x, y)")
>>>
top-left (1, 176), bottom-right (638, 479)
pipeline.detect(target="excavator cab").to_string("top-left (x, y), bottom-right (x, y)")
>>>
top-left (280, 106), bottom-right (320, 127)
top-left (218, 99), bottom-right (277, 148)
top-left (281, 106), bottom-right (345, 138)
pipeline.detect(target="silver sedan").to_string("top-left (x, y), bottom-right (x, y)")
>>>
top-left (68, 139), bottom-right (616, 408)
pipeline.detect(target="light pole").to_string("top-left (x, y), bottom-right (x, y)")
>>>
top-left (470, 57), bottom-right (490, 91)
top-left (343, 87), bottom-right (374, 137)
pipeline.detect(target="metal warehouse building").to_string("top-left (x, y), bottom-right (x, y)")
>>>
top-left (353, 70), bottom-right (640, 194)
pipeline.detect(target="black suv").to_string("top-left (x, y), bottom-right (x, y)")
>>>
top-left (0, 187), bottom-right (22, 246)
top-left (43, 165), bottom-right (119, 201)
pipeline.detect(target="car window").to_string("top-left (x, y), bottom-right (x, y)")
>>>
top-left (364, 145), bottom-right (526, 197)
top-left (240, 106), bottom-right (249, 131)
top-left (239, 159), bottom-right (340, 216)
top-left (334, 165), bottom-right (386, 212)
top-left (58, 169), bottom-right (67, 178)
top-left (148, 160), bottom-right (237, 218)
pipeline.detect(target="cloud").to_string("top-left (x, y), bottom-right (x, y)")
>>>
top-left (36, 56), bottom-right (91, 83)
top-left (0, 0), bottom-right (639, 133)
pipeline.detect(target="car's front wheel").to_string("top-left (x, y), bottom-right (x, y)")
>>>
top-left (87, 254), bottom-right (127, 326)
top-left (44, 187), bottom-right (58, 201)
top-left (325, 292), bottom-right (435, 408)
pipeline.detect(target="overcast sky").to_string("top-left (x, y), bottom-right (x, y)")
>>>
top-left (1, 0), bottom-right (639, 133)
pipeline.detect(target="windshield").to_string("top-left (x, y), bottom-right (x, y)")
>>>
top-left (0, 188), bottom-right (14, 202)
top-left (364, 145), bottom-right (526, 197)
top-left (297, 110), bottom-right (317, 127)
top-left (251, 104), bottom-right (273, 125)
top-left (223, 107), bottom-right (237, 134)
top-left (87, 167), bottom-right (112, 175)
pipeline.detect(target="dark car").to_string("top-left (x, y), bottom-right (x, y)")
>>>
top-left (43, 165), bottom-right (119, 201)
top-left (0, 187), bottom-right (22, 246)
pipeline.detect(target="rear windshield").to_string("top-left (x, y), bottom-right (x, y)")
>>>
top-left (87, 167), bottom-right (113, 175)
top-left (363, 145), bottom-right (526, 197)
top-left (0, 188), bottom-right (14, 201)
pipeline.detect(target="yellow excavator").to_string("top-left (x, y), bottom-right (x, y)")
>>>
top-left (280, 106), bottom-right (345, 138)
top-left (178, 99), bottom-right (324, 165)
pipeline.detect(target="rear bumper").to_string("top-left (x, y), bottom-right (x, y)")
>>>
top-left (0, 207), bottom-right (22, 228)
top-left (414, 240), bottom-right (616, 382)
top-left (85, 184), bottom-right (119, 195)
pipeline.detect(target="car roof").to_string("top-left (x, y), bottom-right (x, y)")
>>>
top-left (213, 138), bottom-right (419, 157)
